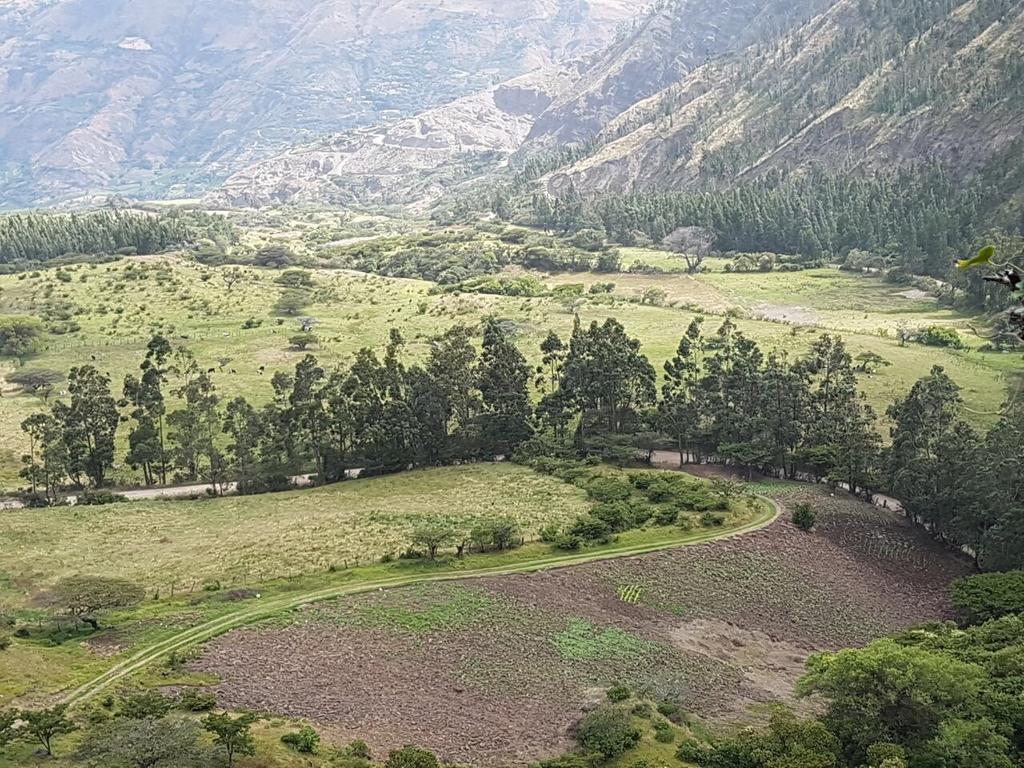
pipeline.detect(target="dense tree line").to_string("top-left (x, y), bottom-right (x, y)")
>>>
top-left (533, 162), bottom-right (1022, 285)
top-left (0, 209), bottom-right (235, 266)
top-left (17, 315), bottom-right (1023, 569)
top-left (325, 227), bottom-right (618, 285)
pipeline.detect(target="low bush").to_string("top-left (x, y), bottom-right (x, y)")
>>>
top-left (577, 706), bottom-right (641, 758)
top-left (792, 503), bottom-right (817, 532)
top-left (281, 725), bottom-right (320, 754)
top-left (699, 512), bottom-right (726, 527)
top-left (77, 490), bottom-right (129, 506)
top-left (918, 325), bottom-right (966, 349)
top-left (654, 507), bottom-right (679, 526)
top-left (585, 476), bottom-right (633, 503)
top-left (177, 689), bottom-right (217, 712)
top-left (119, 689), bottom-right (173, 719)
top-left (606, 684), bottom-right (631, 702)
top-left (653, 720), bottom-right (675, 743)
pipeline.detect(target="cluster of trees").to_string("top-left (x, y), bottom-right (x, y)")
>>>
top-left (16, 313), bottom-right (1022, 569)
top-left (0, 209), bottom-right (235, 267)
top-left (327, 227), bottom-right (620, 286)
top-left (20, 320), bottom-right (534, 499)
top-left (678, 571), bottom-right (1024, 768)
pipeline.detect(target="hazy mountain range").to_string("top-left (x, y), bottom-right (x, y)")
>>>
top-left (4, 0), bottom-right (1024, 212)
top-left (0, 0), bottom-right (638, 207)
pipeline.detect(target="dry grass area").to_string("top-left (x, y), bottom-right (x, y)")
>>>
top-left (0, 463), bottom-right (589, 605)
top-left (192, 483), bottom-right (971, 766)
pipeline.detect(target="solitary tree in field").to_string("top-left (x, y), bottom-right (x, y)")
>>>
top-left (5, 368), bottom-right (63, 402)
top-left (411, 522), bottom-right (456, 560)
top-left (275, 288), bottom-right (309, 316)
top-left (855, 351), bottom-right (890, 373)
top-left (44, 575), bottom-right (145, 630)
top-left (202, 712), bottom-right (257, 768)
top-left (222, 267), bottom-right (245, 292)
top-left (663, 226), bottom-right (715, 274)
top-left (16, 705), bottom-right (76, 757)
top-left (0, 315), bottom-right (43, 361)
top-left (289, 332), bottom-right (318, 351)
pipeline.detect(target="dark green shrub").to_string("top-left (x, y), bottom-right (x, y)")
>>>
top-left (631, 702), bottom-right (652, 718)
top-left (577, 706), bottom-right (641, 758)
top-left (653, 721), bottom-right (675, 743)
top-left (919, 325), bottom-right (966, 349)
top-left (656, 701), bottom-right (680, 718)
top-left (699, 512), bottom-right (726, 527)
top-left (676, 740), bottom-right (708, 763)
top-left (77, 490), bottom-right (129, 506)
top-left (554, 533), bottom-right (583, 551)
top-left (347, 740), bottom-right (373, 760)
top-left (177, 689), bottom-right (216, 712)
top-left (592, 502), bottom-right (633, 532)
top-left (792, 503), bottom-right (817, 532)
top-left (385, 745), bottom-right (440, 768)
top-left (586, 477), bottom-right (633, 503)
top-left (568, 516), bottom-right (614, 544)
top-left (654, 507), bottom-right (679, 526)
top-left (606, 684), bottom-right (631, 702)
top-left (951, 572), bottom-right (1024, 625)
top-left (0, 632), bottom-right (10, 651)
top-left (644, 478), bottom-right (678, 503)
top-left (540, 523), bottom-right (562, 543)
top-left (628, 473), bottom-right (656, 491)
top-left (119, 689), bottom-right (173, 719)
top-left (281, 725), bottom-right (320, 754)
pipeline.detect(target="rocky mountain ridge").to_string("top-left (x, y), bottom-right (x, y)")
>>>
top-left (0, 0), bottom-right (639, 207)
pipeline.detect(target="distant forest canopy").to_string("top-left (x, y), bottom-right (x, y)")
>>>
top-left (0, 209), bottom-right (236, 267)
top-left (15, 316), bottom-right (1024, 572)
top-left (525, 153), bottom-right (1024, 309)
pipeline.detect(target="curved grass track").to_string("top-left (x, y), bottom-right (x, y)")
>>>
top-left (62, 500), bottom-right (778, 707)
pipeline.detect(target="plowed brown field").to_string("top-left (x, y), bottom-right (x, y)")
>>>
top-left (191, 483), bottom-right (971, 766)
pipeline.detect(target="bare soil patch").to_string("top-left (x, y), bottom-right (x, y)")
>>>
top-left (192, 485), bottom-right (971, 765)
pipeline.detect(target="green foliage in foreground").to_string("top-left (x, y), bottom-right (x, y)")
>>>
top-left (686, 608), bottom-right (1024, 768)
top-left (951, 571), bottom-right (1024, 625)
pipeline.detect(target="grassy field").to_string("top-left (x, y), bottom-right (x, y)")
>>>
top-left (0, 462), bottom-right (775, 768)
top-left (0, 253), bottom-right (1015, 486)
top-left (0, 463), bottom-right (590, 605)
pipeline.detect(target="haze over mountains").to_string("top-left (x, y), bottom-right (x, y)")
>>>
top-left (0, 0), bottom-right (638, 207)
top-left (4, 0), bottom-right (1024, 213)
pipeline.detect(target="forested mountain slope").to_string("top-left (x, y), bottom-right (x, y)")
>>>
top-left (0, 0), bottom-right (637, 207)
top-left (543, 0), bottom-right (1024, 205)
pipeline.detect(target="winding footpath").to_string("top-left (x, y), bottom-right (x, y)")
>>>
top-left (61, 500), bottom-right (779, 708)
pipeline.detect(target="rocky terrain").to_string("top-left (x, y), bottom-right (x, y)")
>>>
top-left (0, 0), bottom-right (639, 207)
top-left (215, 0), bottom-right (1024, 211)
top-left (210, 67), bottom-right (582, 209)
